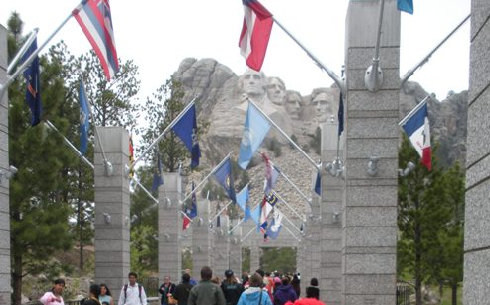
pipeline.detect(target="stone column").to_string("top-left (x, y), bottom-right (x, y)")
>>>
top-left (321, 122), bottom-right (343, 305)
top-left (94, 127), bottom-right (131, 304)
top-left (343, 1), bottom-right (399, 304)
top-left (229, 219), bottom-right (242, 276)
top-left (192, 199), bottom-right (211, 278)
top-left (300, 195), bottom-right (321, 296)
top-left (213, 215), bottom-right (229, 278)
top-left (249, 246), bottom-right (260, 272)
top-left (159, 173), bottom-right (182, 281)
top-left (0, 25), bottom-right (11, 305)
top-left (463, 2), bottom-right (490, 304)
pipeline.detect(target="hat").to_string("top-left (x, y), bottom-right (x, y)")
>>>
top-left (274, 277), bottom-right (281, 284)
top-left (225, 269), bottom-right (234, 277)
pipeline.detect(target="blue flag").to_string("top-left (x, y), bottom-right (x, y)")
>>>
top-left (397, 0), bottom-right (413, 14)
top-left (21, 38), bottom-right (42, 126)
top-left (337, 91), bottom-right (344, 136)
top-left (185, 182), bottom-right (198, 219)
top-left (236, 185), bottom-right (251, 221)
top-left (250, 203), bottom-right (261, 225)
top-left (265, 211), bottom-right (283, 240)
top-left (213, 157), bottom-right (237, 202)
top-left (171, 104), bottom-right (201, 168)
top-left (79, 81), bottom-right (90, 154)
top-left (151, 153), bottom-right (164, 193)
top-left (238, 103), bottom-right (271, 169)
top-left (314, 171), bottom-right (322, 196)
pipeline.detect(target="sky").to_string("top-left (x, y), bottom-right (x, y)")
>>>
top-left (1, 0), bottom-right (471, 102)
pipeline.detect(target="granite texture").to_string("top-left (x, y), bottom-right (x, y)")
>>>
top-left (466, 86), bottom-right (490, 165)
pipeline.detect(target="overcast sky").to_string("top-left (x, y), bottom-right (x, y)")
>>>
top-left (1, 0), bottom-right (471, 101)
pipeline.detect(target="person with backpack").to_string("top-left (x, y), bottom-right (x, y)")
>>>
top-left (118, 272), bottom-right (147, 305)
top-left (159, 276), bottom-right (176, 305)
top-left (221, 269), bottom-right (244, 305)
top-left (188, 266), bottom-right (226, 305)
top-left (172, 273), bottom-right (193, 305)
top-left (236, 273), bottom-right (272, 305)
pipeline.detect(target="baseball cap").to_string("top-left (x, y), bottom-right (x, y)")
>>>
top-left (225, 269), bottom-right (234, 277)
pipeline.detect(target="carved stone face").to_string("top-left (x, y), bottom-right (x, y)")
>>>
top-left (285, 92), bottom-right (302, 119)
top-left (242, 70), bottom-right (266, 97)
top-left (267, 77), bottom-right (286, 106)
top-left (312, 92), bottom-right (334, 123)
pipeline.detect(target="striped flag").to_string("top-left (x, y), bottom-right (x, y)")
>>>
top-left (239, 0), bottom-right (273, 71)
top-left (73, 0), bottom-right (119, 80)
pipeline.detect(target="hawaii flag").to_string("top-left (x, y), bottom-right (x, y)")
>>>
top-left (73, 0), bottom-right (119, 80)
top-left (399, 97), bottom-right (432, 170)
top-left (239, 0), bottom-right (273, 71)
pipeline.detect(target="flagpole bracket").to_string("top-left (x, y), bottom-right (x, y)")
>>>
top-left (325, 157), bottom-right (344, 178)
top-left (104, 160), bottom-right (114, 176)
top-left (364, 61), bottom-right (384, 92)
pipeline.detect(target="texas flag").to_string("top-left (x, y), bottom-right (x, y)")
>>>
top-left (399, 98), bottom-right (432, 170)
top-left (239, 0), bottom-right (273, 72)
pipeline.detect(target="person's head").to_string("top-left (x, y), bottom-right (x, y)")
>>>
top-left (241, 69), bottom-right (267, 98)
top-left (225, 269), bottom-right (234, 279)
top-left (311, 89), bottom-right (334, 123)
top-left (285, 90), bottom-right (302, 119)
top-left (310, 278), bottom-right (318, 287)
top-left (52, 279), bottom-right (65, 295)
top-left (89, 284), bottom-right (101, 299)
top-left (128, 272), bottom-right (138, 285)
top-left (211, 276), bottom-right (221, 285)
top-left (249, 273), bottom-right (263, 288)
top-left (266, 77), bottom-right (286, 106)
top-left (281, 276), bottom-right (290, 286)
top-left (201, 266), bottom-right (213, 281)
top-left (100, 284), bottom-right (111, 296)
top-left (102, 302), bottom-right (110, 305)
top-left (182, 273), bottom-right (190, 283)
top-left (255, 269), bottom-right (265, 277)
top-left (164, 276), bottom-right (170, 284)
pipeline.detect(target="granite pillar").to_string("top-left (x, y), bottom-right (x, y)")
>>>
top-left (192, 199), bottom-right (211, 279)
top-left (0, 25), bottom-right (11, 305)
top-left (250, 246), bottom-right (260, 272)
top-left (159, 173), bottom-right (182, 282)
top-left (229, 219), bottom-right (242, 276)
top-left (463, 1), bottom-right (490, 304)
top-left (213, 215), bottom-right (229, 278)
top-left (343, 1), bottom-right (400, 304)
top-left (320, 122), bottom-right (343, 305)
top-left (94, 127), bottom-right (131, 304)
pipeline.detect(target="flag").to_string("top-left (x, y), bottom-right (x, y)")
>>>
top-left (128, 134), bottom-right (135, 178)
top-left (151, 153), bottom-right (164, 193)
top-left (261, 153), bottom-right (280, 195)
top-left (314, 171), bottom-right (321, 196)
top-left (183, 182), bottom-right (198, 230)
top-left (79, 81), bottom-right (90, 154)
top-left (238, 103), bottom-right (271, 169)
top-left (239, 0), bottom-right (273, 71)
top-left (73, 0), bottom-right (119, 80)
top-left (399, 98), bottom-right (432, 170)
top-left (259, 193), bottom-right (278, 230)
top-left (337, 91), bottom-right (344, 136)
top-left (266, 210), bottom-right (283, 240)
top-left (250, 203), bottom-right (261, 225)
top-left (171, 104), bottom-right (201, 168)
top-left (397, 0), bottom-right (413, 14)
top-left (213, 157), bottom-right (237, 202)
top-left (21, 38), bottom-right (42, 126)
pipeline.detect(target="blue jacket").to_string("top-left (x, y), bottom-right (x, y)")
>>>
top-left (237, 288), bottom-right (272, 305)
top-left (273, 285), bottom-right (297, 305)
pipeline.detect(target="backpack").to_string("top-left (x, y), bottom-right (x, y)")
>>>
top-left (124, 283), bottom-right (143, 304)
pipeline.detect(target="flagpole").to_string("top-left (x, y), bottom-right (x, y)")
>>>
top-left (44, 120), bottom-right (94, 169)
top-left (128, 98), bottom-right (197, 173)
top-left (229, 218), bottom-right (245, 234)
top-left (400, 14), bottom-right (470, 88)
top-left (131, 177), bottom-right (158, 204)
top-left (269, 161), bottom-right (312, 207)
top-left (209, 200), bottom-right (233, 225)
top-left (364, 0), bottom-right (386, 92)
top-left (271, 17), bottom-right (345, 95)
top-left (0, 13), bottom-right (74, 100)
top-left (7, 28), bottom-right (39, 75)
top-left (240, 226), bottom-right (255, 243)
top-left (274, 206), bottom-right (302, 234)
top-left (280, 221), bottom-right (301, 242)
top-left (271, 190), bottom-right (305, 222)
top-left (180, 152), bottom-right (232, 204)
top-left (248, 98), bottom-right (320, 171)
top-left (398, 95), bottom-right (430, 126)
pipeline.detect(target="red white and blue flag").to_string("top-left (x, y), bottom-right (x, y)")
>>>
top-left (259, 193), bottom-right (278, 233)
top-left (399, 97), bottom-right (432, 170)
top-left (73, 0), bottom-right (119, 81)
top-left (239, 0), bottom-right (273, 72)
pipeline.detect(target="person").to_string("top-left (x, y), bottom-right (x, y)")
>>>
top-left (305, 278), bottom-right (319, 300)
top-left (188, 266), bottom-right (226, 305)
top-left (212, 276), bottom-right (222, 285)
top-left (184, 269), bottom-right (198, 286)
top-left (241, 272), bottom-right (250, 289)
top-left (159, 276), bottom-right (176, 305)
top-left (266, 77), bottom-right (286, 106)
top-left (221, 269), bottom-right (244, 305)
top-left (82, 284), bottom-right (102, 305)
top-left (273, 276), bottom-right (297, 305)
top-left (290, 275), bottom-right (300, 298)
top-left (284, 298), bottom-right (325, 305)
top-left (99, 284), bottom-right (114, 305)
top-left (236, 273), bottom-right (272, 305)
top-left (172, 273), bottom-right (193, 305)
top-left (40, 278), bottom-right (66, 305)
top-left (118, 272), bottom-right (147, 305)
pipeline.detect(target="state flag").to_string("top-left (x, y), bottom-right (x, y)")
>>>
top-left (213, 157), bottom-right (237, 202)
top-left (171, 104), bottom-right (201, 168)
top-left (238, 102), bottom-right (271, 169)
top-left (21, 38), bottom-right (42, 126)
top-left (79, 80), bottom-right (90, 154)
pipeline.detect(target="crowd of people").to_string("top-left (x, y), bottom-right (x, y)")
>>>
top-left (39, 268), bottom-right (322, 305)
